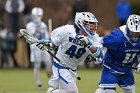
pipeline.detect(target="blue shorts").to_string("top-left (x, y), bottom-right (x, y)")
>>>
top-left (98, 66), bottom-right (135, 89)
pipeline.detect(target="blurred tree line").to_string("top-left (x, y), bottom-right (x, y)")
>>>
top-left (131, 0), bottom-right (140, 15)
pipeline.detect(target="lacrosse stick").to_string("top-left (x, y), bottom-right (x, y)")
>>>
top-left (20, 29), bottom-right (81, 80)
top-left (109, 61), bottom-right (138, 70)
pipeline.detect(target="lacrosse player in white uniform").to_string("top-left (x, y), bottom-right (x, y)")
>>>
top-left (36, 12), bottom-right (103, 93)
top-left (26, 7), bottom-right (52, 89)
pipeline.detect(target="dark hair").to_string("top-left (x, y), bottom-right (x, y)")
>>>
top-left (74, 24), bottom-right (80, 30)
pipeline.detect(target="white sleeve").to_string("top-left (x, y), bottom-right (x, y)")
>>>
top-left (51, 26), bottom-right (67, 46)
top-left (92, 33), bottom-right (103, 48)
top-left (18, 0), bottom-right (25, 13)
top-left (5, 0), bottom-right (12, 13)
top-left (42, 22), bottom-right (50, 39)
top-left (26, 23), bottom-right (36, 34)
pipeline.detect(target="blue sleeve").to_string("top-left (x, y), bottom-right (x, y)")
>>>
top-left (102, 29), bottom-right (123, 50)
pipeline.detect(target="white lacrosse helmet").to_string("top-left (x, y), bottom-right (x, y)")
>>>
top-left (75, 12), bottom-right (98, 37)
top-left (126, 14), bottom-right (140, 42)
top-left (31, 7), bottom-right (43, 25)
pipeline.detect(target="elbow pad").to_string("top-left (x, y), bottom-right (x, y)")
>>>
top-left (91, 47), bottom-right (104, 58)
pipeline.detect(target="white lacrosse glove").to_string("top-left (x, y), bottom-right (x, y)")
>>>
top-left (95, 58), bottom-right (102, 64)
top-left (75, 35), bottom-right (92, 48)
top-left (36, 40), bottom-right (52, 50)
top-left (135, 63), bottom-right (140, 74)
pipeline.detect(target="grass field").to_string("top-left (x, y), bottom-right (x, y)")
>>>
top-left (0, 68), bottom-right (140, 93)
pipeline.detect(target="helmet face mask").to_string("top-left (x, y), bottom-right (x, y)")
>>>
top-left (75, 12), bottom-right (98, 37)
top-left (83, 21), bottom-right (97, 32)
top-left (32, 15), bottom-right (42, 24)
top-left (31, 7), bottom-right (43, 26)
top-left (126, 14), bottom-right (140, 42)
top-left (129, 30), bottom-right (140, 42)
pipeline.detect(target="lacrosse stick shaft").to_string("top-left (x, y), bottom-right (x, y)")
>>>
top-left (107, 61), bottom-right (137, 70)
top-left (48, 18), bottom-right (52, 35)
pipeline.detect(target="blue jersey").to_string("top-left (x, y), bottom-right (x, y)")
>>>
top-left (102, 25), bottom-right (140, 73)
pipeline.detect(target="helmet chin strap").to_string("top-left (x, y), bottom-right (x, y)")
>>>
top-left (80, 30), bottom-right (88, 36)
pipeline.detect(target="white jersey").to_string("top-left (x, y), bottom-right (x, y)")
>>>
top-left (51, 25), bottom-right (102, 70)
top-left (26, 21), bottom-right (52, 63)
top-left (26, 21), bottom-right (49, 40)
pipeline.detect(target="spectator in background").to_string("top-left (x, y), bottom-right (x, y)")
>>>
top-left (5, 0), bottom-right (25, 35)
top-left (0, 22), bottom-right (17, 68)
top-left (0, 0), bottom-right (5, 22)
top-left (116, 0), bottom-right (132, 26)
top-left (0, 22), bottom-right (8, 68)
top-left (72, 0), bottom-right (87, 19)
top-left (23, 3), bottom-right (32, 26)
top-left (5, 0), bottom-right (25, 68)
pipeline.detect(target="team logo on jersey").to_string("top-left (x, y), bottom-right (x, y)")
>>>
top-left (69, 37), bottom-right (84, 47)
top-left (125, 49), bottom-right (139, 52)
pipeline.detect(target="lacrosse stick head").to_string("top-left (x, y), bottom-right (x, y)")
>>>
top-left (20, 29), bottom-right (38, 44)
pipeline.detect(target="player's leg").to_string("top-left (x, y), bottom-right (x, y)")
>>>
top-left (43, 51), bottom-right (53, 78)
top-left (30, 45), bottom-right (42, 89)
top-left (46, 64), bottom-right (59, 93)
top-left (47, 76), bottom-right (59, 93)
top-left (34, 48), bottom-right (43, 88)
top-left (95, 88), bottom-right (116, 93)
top-left (95, 67), bottom-right (117, 93)
top-left (59, 79), bottom-right (78, 93)
top-left (121, 86), bottom-right (135, 93)
top-left (57, 68), bottom-right (78, 93)
top-left (119, 70), bottom-right (135, 93)
top-left (47, 65), bottom-right (78, 93)
top-left (33, 62), bottom-right (42, 89)
top-left (47, 78), bottom-right (78, 93)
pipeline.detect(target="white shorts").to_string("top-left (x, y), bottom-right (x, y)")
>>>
top-left (30, 44), bottom-right (53, 71)
top-left (48, 61), bottom-right (77, 88)
top-left (30, 44), bottom-right (52, 63)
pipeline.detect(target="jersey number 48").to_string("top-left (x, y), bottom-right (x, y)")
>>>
top-left (65, 45), bottom-right (86, 59)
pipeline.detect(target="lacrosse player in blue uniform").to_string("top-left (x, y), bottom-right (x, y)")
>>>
top-left (95, 14), bottom-right (140, 93)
